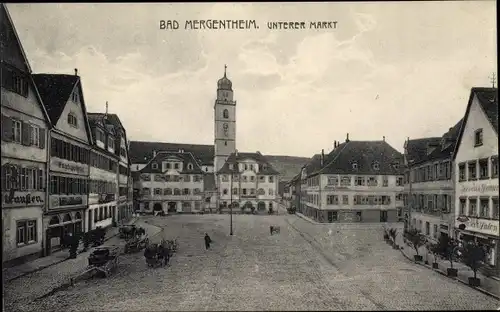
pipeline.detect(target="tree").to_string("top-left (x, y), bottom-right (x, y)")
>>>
top-left (405, 229), bottom-right (426, 255)
top-left (426, 242), bottom-right (440, 267)
top-left (461, 241), bottom-right (487, 280)
top-left (445, 238), bottom-right (459, 269)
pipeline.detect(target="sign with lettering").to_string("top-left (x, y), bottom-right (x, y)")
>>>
top-left (49, 195), bottom-right (87, 210)
top-left (2, 191), bottom-right (44, 207)
top-left (50, 158), bottom-right (89, 175)
top-left (98, 194), bottom-right (116, 204)
top-left (456, 217), bottom-right (500, 237)
top-left (460, 183), bottom-right (499, 194)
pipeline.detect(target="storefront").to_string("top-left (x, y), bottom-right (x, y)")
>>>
top-left (43, 210), bottom-right (84, 255)
top-left (87, 194), bottom-right (116, 231)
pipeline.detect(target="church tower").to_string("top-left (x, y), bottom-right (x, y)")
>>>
top-left (214, 65), bottom-right (236, 174)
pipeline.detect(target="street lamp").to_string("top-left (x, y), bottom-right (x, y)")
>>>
top-left (229, 162), bottom-right (238, 236)
top-left (406, 159), bottom-right (415, 232)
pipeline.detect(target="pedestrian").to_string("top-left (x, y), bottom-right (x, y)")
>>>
top-left (204, 233), bottom-right (212, 250)
top-left (68, 233), bottom-right (78, 259)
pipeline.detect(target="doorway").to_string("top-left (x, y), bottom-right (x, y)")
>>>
top-left (380, 210), bottom-right (388, 222)
top-left (153, 203), bottom-right (163, 213)
top-left (167, 202), bottom-right (177, 213)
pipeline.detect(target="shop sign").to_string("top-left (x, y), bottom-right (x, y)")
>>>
top-left (50, 158), bottom-right (88, 175)
top-left (98, 194), bottom-right (115, 204)
top-left (49, 195), bottom-right (86, 210)
top-left (2, 191), bottom-right (44, 207)
top-left (457, 217), bottom-right (500, 237)
top-left (460, 183), bottom-right (499, 194)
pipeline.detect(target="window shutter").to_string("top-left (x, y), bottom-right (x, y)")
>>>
top-left (1, 115), bottom-right (13, 142)
top-left (39, 128), bottom-right (46, 149)
top-left (21, 122), bottom-right (30, 146)
top-left (1, 164), bottom-right (6, 191)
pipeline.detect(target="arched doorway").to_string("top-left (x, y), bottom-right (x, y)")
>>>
top-left (153, 203), bottom-right (163, 212)
top-left (62, 213), bottom-right (73, 236)
top-left (46, 216), bottom-right (61, 256)
top-left (244, 201), bottom-right (254, 213)
top-left (257, 202), bottom-right (266, 211)
top-left (167, 202), bottom-right (177, 213)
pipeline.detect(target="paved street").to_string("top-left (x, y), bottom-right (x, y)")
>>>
top-left (5, 214), bottom-right (500, 311)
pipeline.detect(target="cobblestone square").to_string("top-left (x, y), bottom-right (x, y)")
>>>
top-left (5, 215), bottom-right (500, 311)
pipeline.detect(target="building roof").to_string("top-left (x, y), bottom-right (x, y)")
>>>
top-left (217, 152), bottom-right (280, 175)
top-left (312, 140), bottom-right (403, 176)
top-left (32, 74), bottom-right (79, 124)
top-left (404, 137), bottom-right (441, 165)
top-left (453, 87), bottom-right (498, 160)
top-left (138, 151), bottom-right (204, 174)
top-left (129, 141), bottom-right (214, 165)
top-left (203, 174), bottom-right (216, 191)
top-left (412, 119), bottom-right (463, 166)
top-left (1, 4), bottom-right (32, 73)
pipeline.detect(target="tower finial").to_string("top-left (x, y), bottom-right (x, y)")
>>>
top-left (490, 72), bottom-right (496, 88)
top-left (224, 64), bottom-right (227, 77)
top-left (105, 101), bottom-right (108, 116)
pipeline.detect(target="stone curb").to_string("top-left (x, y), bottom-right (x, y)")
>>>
top-left (6, 218), bottom-right (139, 283)
top-left (394, 240), bottom-right (500, 301)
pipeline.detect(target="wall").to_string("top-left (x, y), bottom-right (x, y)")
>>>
top-left (2, 206), bottom-right (43, 262)
top-left (54, 83), bottom-right (89, 144)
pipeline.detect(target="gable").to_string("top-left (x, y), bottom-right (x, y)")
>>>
top-left (454, 94), bottom-right (498, 162)
top-left (0, 5), bottom-right (30, 73)
top-left (55, 82), bottom-right (90, 143)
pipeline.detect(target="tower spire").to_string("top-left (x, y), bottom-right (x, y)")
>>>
top-left (224, 64), bottom-right (227, 77)
top-left (105, 101), bottom-right (108, 118)
top-left (490, 72), bottom-right (496, 88)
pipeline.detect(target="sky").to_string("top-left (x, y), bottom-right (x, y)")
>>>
top-left (7, 2), bottom-right (497, 157)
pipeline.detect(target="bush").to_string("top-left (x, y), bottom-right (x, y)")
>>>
top-left (405, 229), bottom-right (426, 255)
top-left (461, 241), bottom-right (487, 279)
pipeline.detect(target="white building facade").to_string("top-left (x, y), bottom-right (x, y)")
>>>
top-left (454, 87), bottom-right (499, 275)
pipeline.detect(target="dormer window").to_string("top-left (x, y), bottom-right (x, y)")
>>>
top-left (352, 162), bottom-right (358, 170)
top-left (152, 163), bottom-right (158, 169)
top-left (229, 164), bottom-right (233, 170)
top-left (393, 163), bottom-right (399, 170)
top-left (187, 163), bottom-right (193, 170)
top-left (96, 128), bottom-right (104, 142)
top-left (373, 162), bottom-right (380, 171)
top-left (67, 113), bottom-right (78, 128)
top-left (108, 136), bottom-right (114, 150)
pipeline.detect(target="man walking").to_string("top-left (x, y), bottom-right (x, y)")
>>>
top-left (204, 233), bottom-right (212, 250)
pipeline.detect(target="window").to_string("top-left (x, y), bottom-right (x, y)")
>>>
top-left (367, 176), bottom-right (377, 186)
top-left (174, 188), bottom-right (181, 195)
top-left (224, 141), bottom-right (227, 146)
top-left (67, 113), bottom-right (78, 128)
top-left (382, 176), bottom-right (388, 187)
top-left (468, 198), bottom-right (477, 216)
top-left (327, 195), bottom-right (339, 205)
top-left (223, 109), bottom-right (229, 119)
top-left (183, 188), bottom-right (190, 195)
top-left (396, 177), bottom-right (403, 186)
top-left (269, 176), bottom-right (274, 183)
top-left (184, 175), bottom-right (191, 182)
top-left (174, 163), bottom-right (179, 169)
top-left (16, 220), bottom-right (37, 246)
top-left (232, 188), bottom-right (238, 195)
top-left (142, 188), bottom-right (151, 195)
top-left (242, 188), bottom-right (247, 195)
top-left (468, 161), bottom-right (477, 180)
top-left (480, 198), bottom-right (489, 218)
top-left (474, 129), bottom-right (483, 146)
top-left (268, 189), bottom-right (274, 195)
top-left (12, 119), bottom-right (22, 143)
top-left (479, 158), bottom-right (489, 179)
top-left (425, 222), bottom-right (430, 235)
top-left (72, 90), bottom-right (79, 102)
top-left (373, 162), bottom-right (380, 170)
top-left (458, 163), bottom-right (466, 181)
top-left (352, 162), bottom-right (358, 170)
top-left (250, 176), bottom-right (255, 181)
top-left (340, 176), bottom-right (350, 186)
top-left (187, 163), bottom-right (193, 170)
top-left (493, 198), bottom-right (499, 220)
top-left (327, 176), bottom-right (338, 186)
top-left (152, 163), bottom-right (158, 169)
top-left (166, 163), bottom-right (171, 169)
top-left (355, 176), bottom-right (364, 186)
top-left (250, 188), bottom-right (256, 195)
top-left (164, 188), bottom-right (172, 195)
top-left (2, 67), bottom-right (29, 96)
top-left (108, 137), bottom-right (114, 150)
top-left (96, 129), bottom-right (104, 142)
top-left (342, 195), bottom-right (348, 205)
top-left (154, 188), bottom-right (162, 195)
top-left (433, 224), bottom-right (438, 239)
top-left (223, 189), bottom-right (228, 195)
top-left (29, 124), bottom-right (40, 147)
top-left (492, 156), bottom-right (498, 178)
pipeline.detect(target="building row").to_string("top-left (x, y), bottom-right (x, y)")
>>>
top-left (403, 87), bottom-right (498, 275)
top-left (1, 5), bottom-right (133, 266)
top-left (285, 136), bottom-right (406, 223)
top-left (129, 67), bottom-right (280, 214)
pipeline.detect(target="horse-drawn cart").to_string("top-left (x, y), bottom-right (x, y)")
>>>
top-left (86, 245), bottom-right (121, 277)
top-left (124, 235), bottom-right (149, 254)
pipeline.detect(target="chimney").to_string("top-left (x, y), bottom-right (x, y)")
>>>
top-left (74, 68), bottom-right (78, 76)
top-left (346, 133), bottom-right (350, 143)
top-left (153, 150), bottom-right (157, 157)
top-left (321, 149), bottom-right (325, 166)
top-left (333, 140), bottom-right (337, 149)
top-left (383, 136), bottom-right (385, 142)
top-left (235, 149), bottom-right (238, 156)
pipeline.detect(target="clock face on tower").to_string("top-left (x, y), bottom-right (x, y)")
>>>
top-left (223, 123), bottom-right (229, 136)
